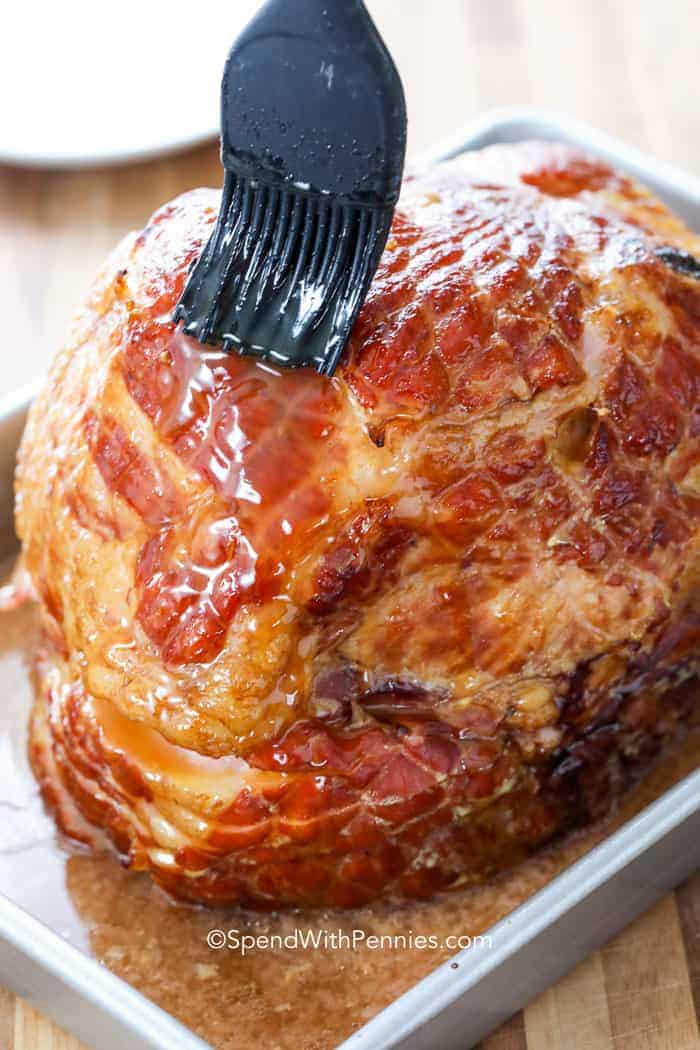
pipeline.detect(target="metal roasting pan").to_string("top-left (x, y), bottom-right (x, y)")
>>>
top-left (1, 107), bottom-right (699, 1050)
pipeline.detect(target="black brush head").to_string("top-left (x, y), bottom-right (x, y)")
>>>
top-left (174, 0), bottom-right (407, 376)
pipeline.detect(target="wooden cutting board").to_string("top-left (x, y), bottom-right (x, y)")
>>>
top-left (1, 1), bottom-right (699, 1047)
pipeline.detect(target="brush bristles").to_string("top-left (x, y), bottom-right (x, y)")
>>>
top-left (174, 172), bottom-right (392, 375)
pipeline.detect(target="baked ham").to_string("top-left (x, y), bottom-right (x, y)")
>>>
top-left (16, 142), bottom-right (700, 908)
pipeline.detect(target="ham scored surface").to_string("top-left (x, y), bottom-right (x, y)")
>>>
top-left (17, 142), bottom-right (700, 908)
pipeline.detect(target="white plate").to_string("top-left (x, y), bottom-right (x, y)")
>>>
top-left (1, 0), bottom-right (261, 168)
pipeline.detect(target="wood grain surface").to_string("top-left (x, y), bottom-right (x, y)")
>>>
top-left (2, 1), bottom-right (699, 1048)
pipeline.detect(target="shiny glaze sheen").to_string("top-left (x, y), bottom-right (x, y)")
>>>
top-left (16, 142), bottom-right (700, 907)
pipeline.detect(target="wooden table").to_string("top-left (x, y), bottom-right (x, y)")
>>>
top-left (2, 1), bottom-right (699, 1047)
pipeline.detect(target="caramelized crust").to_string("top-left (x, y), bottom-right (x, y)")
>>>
top-left (18, 142), bottom-right (700, 907)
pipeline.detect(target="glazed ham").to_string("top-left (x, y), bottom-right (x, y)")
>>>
top-left (16, 142), bottom-right (700, 908)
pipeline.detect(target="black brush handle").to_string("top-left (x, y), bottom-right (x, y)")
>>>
top-left (221, 0), bottom-right (406, 205)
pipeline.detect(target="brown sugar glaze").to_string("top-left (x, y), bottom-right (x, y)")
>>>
top-left (14, 141), bottom-right (700, 909)
top-left (1, 588), bottom-right (699, 1049)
